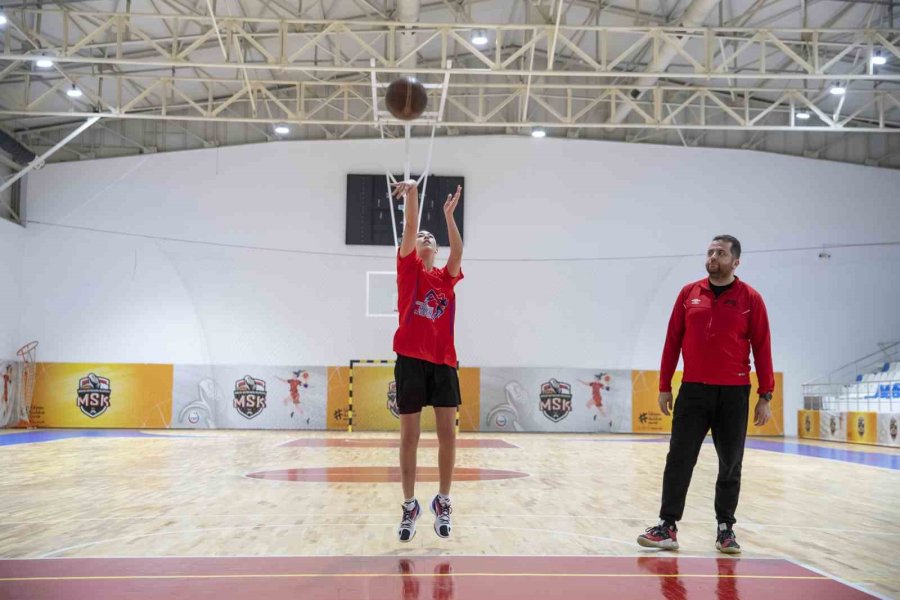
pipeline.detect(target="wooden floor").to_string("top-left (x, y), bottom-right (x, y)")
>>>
top-left (0, 429), bottom-right (898, 599)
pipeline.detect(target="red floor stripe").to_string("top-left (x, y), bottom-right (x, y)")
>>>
top-left (0, 556), bottom-right (876, 600)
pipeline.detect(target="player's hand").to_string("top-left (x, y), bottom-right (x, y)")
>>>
top-left (443, 185), bottom-right (462, 219)
top-left (658, 392), bottom-right (674, 416)
top-left (391, 180), bottom-right (418, 203)
top-left (754, 398), bottom-right (772, 426)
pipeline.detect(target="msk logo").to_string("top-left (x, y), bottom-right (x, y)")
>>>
top-left (234, 375), bottom-right (267, 419)
top-left (539, 379), bottom-right (573, 423)
top-left (77, 373), bottom-right (111, 418)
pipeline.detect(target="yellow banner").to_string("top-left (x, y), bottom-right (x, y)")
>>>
top-left (631, 370), bottom-right (676, 433)
top-left (631, 370), bottom-right (783, 435)
top-left (347, 364), bottom-right (480, 432)
top-left (847, 411), bottom-right (878, 445)
top-left (326, 367), bottom-right (350, 431)
top-left (30, 363), bottom-right (172, 428)
top-left (798, 410), bottom-right (820, 439)
top-left (456, 369), bottom-right (481, 431)
top-left (354, 364), bottom-right (434, 431)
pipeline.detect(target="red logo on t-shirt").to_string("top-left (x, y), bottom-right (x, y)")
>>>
top-left (414, 289), bottom-right (448, 321)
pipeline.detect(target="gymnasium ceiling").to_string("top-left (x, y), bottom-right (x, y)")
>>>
top-left (0, 0), bottom-right (896, 169)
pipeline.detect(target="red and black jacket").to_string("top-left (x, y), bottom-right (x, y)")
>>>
top-left (660, 277), bottom-right (774, 395)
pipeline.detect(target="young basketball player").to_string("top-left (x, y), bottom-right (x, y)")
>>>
top-left (391, 180), bottom-right (464, 542)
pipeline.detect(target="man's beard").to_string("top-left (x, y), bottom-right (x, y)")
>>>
top-left (707, 262), bottom-right (732, 278)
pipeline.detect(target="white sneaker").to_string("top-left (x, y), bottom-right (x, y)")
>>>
top-left (430, 495), bottom-right (452, 538)
top-left (398, 499), bottom-right (421, 543)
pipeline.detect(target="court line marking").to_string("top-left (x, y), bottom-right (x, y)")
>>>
top-left (559, 438), bottom-right (900, 471)
top-left (0, 515), bottom-right (893, 538)
top-left (230, 461), bottom-right (898, 493)
top-left (2, 556), bottom-right (882, 595)
top-left (241, 467), bottom-right (531, 480)
top-left (6, 431), bottom-right (896, 456)
top-left (785, 557), bottom-right (891, 600)
top-left (0, 573), bottom-right (833, 583)
top-left (277, 438), bottom-right (521, 449)
top-left (240, 471), bottom-right (535, 483)
top-left (35, 524), bottom-right (637, 558)
top-left (745, 480), bottom-right (894, 512)
top-left (13, 549), bottom-right (883, 595)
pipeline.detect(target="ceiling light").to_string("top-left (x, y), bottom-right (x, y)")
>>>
top-left (471, 30), bottom-right (488, 46)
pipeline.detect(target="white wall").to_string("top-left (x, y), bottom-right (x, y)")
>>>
top-left (0, 217), bottom-right (23, 359)
top-left (22, 136), bottom-right (900, 434)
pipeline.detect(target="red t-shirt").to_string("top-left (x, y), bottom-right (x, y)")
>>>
top-left (393, 250), bottom-right (464, 367)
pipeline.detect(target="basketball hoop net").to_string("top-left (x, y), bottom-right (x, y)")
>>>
top-left (14, 341), bottom-right (38, 428)
top-left (370, 60), bottom-right (453, 249)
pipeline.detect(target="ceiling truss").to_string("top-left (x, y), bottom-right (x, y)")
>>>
top-left (0, 0), bottom-right (895, 175)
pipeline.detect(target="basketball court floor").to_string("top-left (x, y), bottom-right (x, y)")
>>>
top-left (0, 429), bottom-right (897, 599)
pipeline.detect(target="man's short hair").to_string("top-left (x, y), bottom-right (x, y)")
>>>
top-left (713, 235), bottom-right (741, 259)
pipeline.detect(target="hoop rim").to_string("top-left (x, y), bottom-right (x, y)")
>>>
top-left (16, 340), bottom-right (38, 358)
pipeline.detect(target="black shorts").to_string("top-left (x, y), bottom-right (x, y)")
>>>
top-left (394, 354), bottom-right (461, 415)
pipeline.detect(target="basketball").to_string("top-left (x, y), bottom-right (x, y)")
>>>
top-left (385, 77), bottom-right (427, 121)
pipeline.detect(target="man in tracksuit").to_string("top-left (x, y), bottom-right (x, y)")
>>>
top-left (638, 235), bottom-right (774, 554)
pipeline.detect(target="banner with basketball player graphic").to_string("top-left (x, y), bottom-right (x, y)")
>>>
top-left (877, 413), bottom-right (900, 447)
top-left (480, 368), bottom-right (632, 433)
top-left (28, 363), bottom-right (173, 428)
top-left (171, 365), bottom-right (328, 429)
